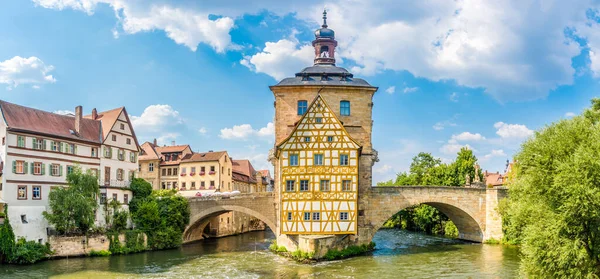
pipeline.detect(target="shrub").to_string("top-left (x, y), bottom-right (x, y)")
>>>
top-left (269, 240), bottom-right (287, 253)
top-left (323, 242), bottom-right (375, 261)
top-left (444, 221), bottom-right (458, 238)
top-left (88, 250), bottom-right (111, 257)
top-left (8, 238), bottom-right (52, 264)
top-left (0, 212), bottom-right (6, 218)
top-left (483, 238), bottom-right (501, 245)
top-left (291, 250), bottom-right (314, 260)
top-left (0, 206), bottom-right (15, 263)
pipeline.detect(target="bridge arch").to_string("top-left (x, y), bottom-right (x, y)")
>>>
top-left (366, 187), bottom-right (487, 242)
top-left (184, 204), bottom-right (277, 243)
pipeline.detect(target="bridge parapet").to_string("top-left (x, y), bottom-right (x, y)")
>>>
top-left (186, 192), bottom-right (274, 202)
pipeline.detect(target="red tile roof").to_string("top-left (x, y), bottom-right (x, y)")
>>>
top-left (485, 172), bottom-right (504, 186)
top-left (155, 145), bottom-right (191, 154)
top-left (139, 142), bottom-right (159, 160)
top-left (232, 159), bottom-right (258, 183)
top-left (0, 100), bottom-right (101, 143)
top-left (181, 151), bottom-right (227, 163)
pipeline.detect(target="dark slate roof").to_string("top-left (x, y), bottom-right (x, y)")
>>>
top-left (272, 64), bottom-right (374, 88)
top-left (0, 100), bottom-right (102, 143)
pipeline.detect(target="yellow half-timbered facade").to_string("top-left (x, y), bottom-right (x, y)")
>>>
top-left (277, 95), bottom-right (361, 234)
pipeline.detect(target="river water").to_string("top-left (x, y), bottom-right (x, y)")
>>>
top-left (0, 230), bottom-right (521, 278)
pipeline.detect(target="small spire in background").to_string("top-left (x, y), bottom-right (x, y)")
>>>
top-left (322, 9), bottom-right (328, 28)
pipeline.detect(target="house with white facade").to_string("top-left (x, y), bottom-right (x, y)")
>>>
top-left (0, 101), bottom-right (139, 242)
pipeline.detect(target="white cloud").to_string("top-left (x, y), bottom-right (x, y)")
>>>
top-left (565, 112), bottom-right (576, 117)
top-left (0, 56), bottom-right (56, 90)
top-left (219, 122), bottom-right (274, 140)
top-left (198, 127), bottom-right (207, 134)
top-left (240, 36), bottom-right (314, 80)
top-left (403, 86), bottom-right (419, 93)
top-left (54, 110), bottom-right (74, 115)
top-left (33, 0), bottom-right (235, 52)
top-left (440, 142), bottom-right (472, 155)
top-left (494, 122), bottom-right (534, 139)
top-left (156, 133), bottom-right (180, 146)
top-left (131, 104), bottom-right (183, 133)
top-left (451, 132), bottom-right (485, 142)
top-left (482, 149), bottom-right (507, 161)
top-left (432, 116), bottom-right (458, 131)
top-left (449, 92), bottom-right (459, 102)
top-left (385, 86), bottom-right (395, 94)
top-left (375, 164), bottom-right (393, 174)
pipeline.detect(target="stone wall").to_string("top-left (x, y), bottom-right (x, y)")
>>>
top-left (48, 234), bottom-right (122, 258)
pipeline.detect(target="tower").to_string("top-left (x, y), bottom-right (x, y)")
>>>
top-left (269, 10), bottom-right (378, 257)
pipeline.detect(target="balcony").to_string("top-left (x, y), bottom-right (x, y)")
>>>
top-left (199, 171), bottom-right (205, 176)
top-left (209, 171), bottom-right (215, 175)
top-left (101, 179), bottom-right (131, 188)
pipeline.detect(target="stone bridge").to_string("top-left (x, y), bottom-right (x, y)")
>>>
top-left (183, 186), bottom-right (506, 244)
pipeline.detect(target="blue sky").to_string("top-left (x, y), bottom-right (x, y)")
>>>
top-left (2, 1), bottom-right (600, 183)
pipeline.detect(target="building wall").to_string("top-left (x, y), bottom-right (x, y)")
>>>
top-left (178, 154), bottom-right (233, 192)
top-left (138, 159), bottom-right (160, 190)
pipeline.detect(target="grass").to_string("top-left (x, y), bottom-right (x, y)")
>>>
top-left (323, 242), bottom-right (376, 260)
top-left (483, 238), bottom-right (502, 245)
top-left (88, 250), bottom-right (112, 257)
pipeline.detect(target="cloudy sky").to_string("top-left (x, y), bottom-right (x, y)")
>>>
top-left (2, 0), bottom-right (600, 182)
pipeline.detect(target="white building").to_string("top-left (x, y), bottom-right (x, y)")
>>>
top-left (0, 101), bottom-right (139, 242)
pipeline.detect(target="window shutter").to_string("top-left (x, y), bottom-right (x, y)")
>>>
top-left (43, 140), bottom-right (47, 150)
top-left (30, 162), bottom-right (34, 174)
top-left (32, 138), bottom-right (35, 147)
top-left (12, 161), bottom-right (16, 173)
top-left (41, 164), bottom-right (46, 175)
top-left (59, 142), bottom-right (63, 152)
top-left (48, 164), bottom-right (51, 176)
top-left (59, 165), bottom-right (63, 176)
top-left (24, 161), bottom-right (28, 174)
top-left (74, 145), bottom-right (77, 154)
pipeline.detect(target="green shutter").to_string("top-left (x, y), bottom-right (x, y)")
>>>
top-left (31, 138), bottom-right (35, 147)
top-left (12, 161), bottom-right (16, 173)
top-left (59, 165), bottom-right (63, 176)
top-left (24, 161), bottom-right (28, 174)
top-left (59, 142), bottom-right (63, 152)
top-left (30, 162), bottom-right (34, 174)
top-left (43, 140), bottom-right (47, 150)
top-left (74, 145), bottom-right (77, 155)
top-left (41, 164), bottom-right (45, 175)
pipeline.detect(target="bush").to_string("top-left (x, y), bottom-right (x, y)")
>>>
top-left (8, 238), bottom-right (52, 264)
top-left (444, 221), bottom-right (458, 238)
top-left (291, 250), bottom-right (314, 261)
top-left (269, 240), bottom-right (287, 253)
top-left (88, 250), bottom-right (111, 257)
top-left (0, 206), bottom-right (15, 262)
top-left (0, 212), bottom-right (6, 218)
top-left (323, 242), bottom-right (375, 261)
top-left (124, 230), bottom-right (145, 253)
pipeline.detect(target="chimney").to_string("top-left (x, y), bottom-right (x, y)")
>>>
top-left (153, 138), bottom-right (157, 146)
top-left (91, 108), bottom-right (98, 120)
top-left (171, 140), bottom-right (176, 146)
top-left (75, 106), bottom-right (82, 134)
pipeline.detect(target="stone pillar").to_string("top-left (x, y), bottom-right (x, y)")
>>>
top-left (484, 188), bottom-right (506, 241)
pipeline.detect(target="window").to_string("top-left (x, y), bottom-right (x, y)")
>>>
top-left (130, 152), bottom-right (136, 162)
top-left (126, 138), bottom-right (131, 145)
top-left (340, 212), bottom-right (349, 221)
top-left (316, 117), bottom-right (322, 123)
top-left (100, 193), bottom-right (107, 204)
top-left (162, 169), bottom-right (167, 176)
top-left (200, 181), bottom-right (205, 189)
top-left (312, 212), bottom-right (320, 221)
top-left (149, 163), bottom-right (154, 172)
top-left (14, 160), bottom-right (25, 174)
top-left (120, 123), bottom-right (125, 130)
top-left (289, 154), bottom-right (299, 166)
top-left (286, 180), bottom-right (295, 192)
top-left (112, 193), bottom-right (118, 202)
top-left (327, 136), bottom-right (334, 142)
top-left (117, 169), bottom-right (124, 181)
top-left (320, 180), bottom-right (330, 191)
top-left (191, 167), bottom-right (196, 174)
top-left (300, 180), bottom-right (309, 191)
top-left (201, 166), bottom-right (206, 173)
top-left (303, 212), bottom-right (311, 221)
top-left (66, 143), bottom-right (75, 154)
top-left (342, 180), bottom-right (352, 191)
top-left (304, 137), bottom-right (311, 142)
top-left (124, 194), bottom-right (129, 204)
top-left (221, 166), bottom-right (224, 174)
top-left (297, 100), bottom-right (308, 115)
top-left (1, 137), bottom-right (4, 145)
top-left (287, 212), bottom-right (293, 221)
top-left (17, 136), bottom-right (25, 148)
top-left (32, 186), bottom-right (41, 200)
top-left (129, 171), bottom-right (134, 181)
top-left (67, 165), bottom-right (74, 175)
top-left (51, 141), bottom-right (59, 151)
top-left (340, 100), bottom-right (350, 116)
top-left (112, 135), bottom-right (117, 141)
top-left (104, 147), bottom-right (112, 158)
top-left (17, 186), bottom-right (27, 200)
top-left (191, 182), bottom-right (196, 189)
top-left (51, 164), bottom-right (60, 176)
top-left (21, 215), bottom-right (27, 224)
top-left (161, 182), bottom-right (166, 189)
top-left (173, 168), bottom-right (178, 175)
top-left (314, 154), bottom-right (323, 166)
top-left (340, 154), bottom-right (349, 166)
top-left (91, 147), bottom-right (98, 157)
top-left (118, 149), bottom-right (125, 161)
top-left (210, 181), bottom-right (215, 188)
top-left (164, 154), bottom-right (170, 161)
top-left (181, 167), bottom-right (186, 175)
top-left (210, 166), bottom-right (215, 172)
top-left (33, 138), bottom-right (44, 150)
top-left (33, 162), bottom-right (42, 175)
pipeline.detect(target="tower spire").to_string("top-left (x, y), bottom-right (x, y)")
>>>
top-left (322, 9), bottom-right (328, 28)
top-left (313, 10), bottom-right (337, 65)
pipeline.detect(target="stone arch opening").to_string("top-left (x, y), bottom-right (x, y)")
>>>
top-left (183, 205), bottom-right (277, 243)
top-left (371, 201), bottom-right (484, 243)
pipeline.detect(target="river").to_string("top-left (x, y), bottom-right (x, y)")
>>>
top-left (0, 230), bottom-right (521, 278)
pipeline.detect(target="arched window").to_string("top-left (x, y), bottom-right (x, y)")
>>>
top-left (340, 100), bottom-right (350, 116)
top-left (298, 100), bottom-right (308, 115)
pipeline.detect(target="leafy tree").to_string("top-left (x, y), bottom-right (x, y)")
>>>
top-left (105, 199), bottom-right (128, 232)
top-left (0, 205), bottom-right (15, 263)
top-left (454, 147), bottom-right (482, 185)
top-left (43, 167), bottom-right (99, 234)
top-left (410, 152), bottom-right (441, 185)
top-left (503, 99), bottom-right (600, 277)
top-left (129, 178), bottom-right (153, 215)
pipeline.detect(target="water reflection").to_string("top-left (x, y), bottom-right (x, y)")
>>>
top-left (0, 229), bottom-right (520, 279)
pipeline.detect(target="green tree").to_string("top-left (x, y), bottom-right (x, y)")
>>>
top-left (0, 206), bottom-right (15, 262)
top-left (503, 99), bottom-right (600, 277)
top-left (410, 152), bottom-right (441, 185)
top-left (43, 167), bottom-right (100, 234)
top-left (129, 178), bottom-right (153, 215)
top-left (454, 147), bottom-right (481, 186)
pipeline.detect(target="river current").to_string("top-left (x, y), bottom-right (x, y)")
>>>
top-left (0, 229), bottom-right (520, 278)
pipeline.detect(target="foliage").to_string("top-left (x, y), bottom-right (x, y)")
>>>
top-left (444, 220), bottom-right (458, 238)
top-left (129, 178), bottom-right (153, 214)
top-left (323, 242), bottom-right (376, 260)
top-left (105, 199), bottom-right (128, 233)
top-left (269, 240), bottom-right (288, 253)
top-left (0, 206), bottom-right (15, 263)
top-left (107, 230), bottom-right (146, 255)
top-left (291, 250), bottom-right (314, 261)
top-left (502, 98), bottom-right (600, 277)
top-left (130, 189), bottom-right (190, 250)
top-left (0, 212), bottom-right (5, 218)
top-left (43, 167), bottom-right (100, 234)
top-left (88, 249), bottom-right (111, 257)
top-left (8, 238), bottom-right (52, 264)
top-left (483, 238), bottom-right (501, 245)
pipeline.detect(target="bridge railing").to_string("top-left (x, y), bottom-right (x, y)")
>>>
top-left (187, 192), bottom-right (274, 201)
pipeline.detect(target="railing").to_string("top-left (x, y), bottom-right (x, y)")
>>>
top-left (100, 179), bottom-right (131, 188)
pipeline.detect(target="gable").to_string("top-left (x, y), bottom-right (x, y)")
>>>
top-left (277, 95), bottom-right (361, 153)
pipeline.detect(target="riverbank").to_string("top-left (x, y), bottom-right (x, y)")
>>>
top-left (0, 229), bottom-right (521, 278)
